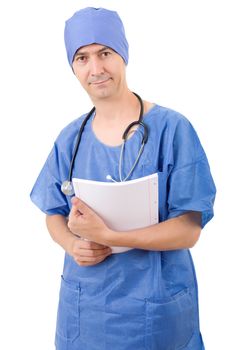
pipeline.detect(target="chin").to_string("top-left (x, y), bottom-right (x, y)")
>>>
top-left (90, 88), bottom-right (114, 100)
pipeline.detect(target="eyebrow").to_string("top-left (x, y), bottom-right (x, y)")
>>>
top-left (74, 46), bottom-right (113, 57)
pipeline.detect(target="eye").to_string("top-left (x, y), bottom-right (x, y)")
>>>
top-left (100, 51), bottom-right (112, 58)
top-left (74, 56), bottom-right (87, 64)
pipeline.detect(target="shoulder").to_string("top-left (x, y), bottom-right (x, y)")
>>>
top-left (55, 113), bottom-right (89, 148)
top-left (148, 103), bottom-right (190, 124)
top-left (146, 103), bottom-right (204, 156)
top-left (145, 103), bottom-right (196, 137)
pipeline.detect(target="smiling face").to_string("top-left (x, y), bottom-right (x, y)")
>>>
top-left (72, 44), bottom-right (128, 101)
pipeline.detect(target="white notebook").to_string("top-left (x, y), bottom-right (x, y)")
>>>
top-left (72, 173), bottom-right (158, 253)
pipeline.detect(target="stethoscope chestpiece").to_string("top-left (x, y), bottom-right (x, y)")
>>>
top-left (61, 180), bottom-right (75, 196)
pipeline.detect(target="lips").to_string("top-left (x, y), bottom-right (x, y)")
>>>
top-left (88, 75), bottom-right (112, 85)
top-left (91, 78), bottom-right (111, 85)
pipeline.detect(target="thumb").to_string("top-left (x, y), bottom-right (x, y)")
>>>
top-left (69, 196), bottom-right (83, 218)
top-left (71, 196), bottom-right (90, 215)
top-left (71, 196), bottom-right (79, 206)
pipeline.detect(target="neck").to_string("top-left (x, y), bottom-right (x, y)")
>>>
top-left (90, 89), bottom-right (141, 123)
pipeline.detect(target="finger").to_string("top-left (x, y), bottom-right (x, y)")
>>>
top-left (71, 197), bottom-right (90, 215)
top-left (75, 250), bottom-right (111, 262)
top-left (75, 254), bottom-right (109, 263)
top-left (71, 196), bottom-right (79, 206)
top-left (75, 254), bottom-right (111, 266)
top-left (75, 247), bottom-right (111, 258)
top-left (77, 239), bottom-right (111, 250)
top-left (76, 259), bottom-right (103, 267)
top-left (87, 241), bottom-right (111, 250)
top-left (69, 199), bottom-right (82, 218)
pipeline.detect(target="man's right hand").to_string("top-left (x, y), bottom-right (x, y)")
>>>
top-left (68, 237), bottom-right (112, 266)
top-left (45, 214), bottom-right (112, 266)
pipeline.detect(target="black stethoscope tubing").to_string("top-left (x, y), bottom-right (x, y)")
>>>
top-left (61, 92), bottom-right (148, 195)
top-left (68, 106), bottom-right (95, 183)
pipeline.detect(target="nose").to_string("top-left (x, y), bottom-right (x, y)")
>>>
top-left (89, 57), bottom-right (104, 76)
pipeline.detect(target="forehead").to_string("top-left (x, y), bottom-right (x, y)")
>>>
top-left (76, 44), bottom-right (112, 55)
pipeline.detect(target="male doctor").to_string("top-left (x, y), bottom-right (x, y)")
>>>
top-left (31, 7), bottom-right (216, 350)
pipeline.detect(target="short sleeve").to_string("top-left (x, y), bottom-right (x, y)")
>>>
top-left (167, 118), bottom-right (216, 228)
top-left (30, 143), bottom-right (70, 216)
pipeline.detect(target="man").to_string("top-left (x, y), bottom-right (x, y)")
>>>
top-left (30, 7), bottom-right (216, 350)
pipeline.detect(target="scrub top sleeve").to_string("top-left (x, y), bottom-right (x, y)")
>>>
top-left (167, 117), bottom-right (216, 228)
top-left (30, 143), bottom-right (70, 216)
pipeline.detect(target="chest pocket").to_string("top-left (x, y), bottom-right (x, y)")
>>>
top-left (130, 144), bottom-right (158, 179)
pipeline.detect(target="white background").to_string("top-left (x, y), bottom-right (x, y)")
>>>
top-left (0, 0), bottom-right (232, 349)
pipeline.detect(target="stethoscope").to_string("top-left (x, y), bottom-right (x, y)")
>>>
top-left (61, 92), bottom-right (149, 196)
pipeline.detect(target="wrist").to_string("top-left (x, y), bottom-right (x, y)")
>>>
top-left (63, 230), bottom-right (79, 255)
top-left (102, 228), bottom-right (121, 247)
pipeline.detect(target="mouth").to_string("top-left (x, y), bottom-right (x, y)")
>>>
top-left (90, 78), bottom-right (111, 85)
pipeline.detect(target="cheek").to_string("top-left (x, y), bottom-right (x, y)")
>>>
top-left (111, 62), bottom-right (126, 80)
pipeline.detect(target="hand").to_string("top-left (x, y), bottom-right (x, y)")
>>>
top-left (68, 197), bottom-right (112, 245)
top-left (68, 237), bottom-right (112, 266)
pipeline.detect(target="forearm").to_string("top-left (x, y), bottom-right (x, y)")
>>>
top-left (46, 214), bottom-right (77, 255)
top-left (46, 214), bottom-right (112, 266)
top-left (105, 212), bottom-right (202, 251)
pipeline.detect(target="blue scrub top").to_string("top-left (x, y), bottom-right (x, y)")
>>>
top-left (31, 104), bottom-right (215, 350)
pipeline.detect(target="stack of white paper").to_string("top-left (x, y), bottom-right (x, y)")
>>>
top-left (72, 173), bottom-right (158, 253)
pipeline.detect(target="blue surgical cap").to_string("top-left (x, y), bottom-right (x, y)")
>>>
top-left (64, 7), bottom-right (129, 67)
